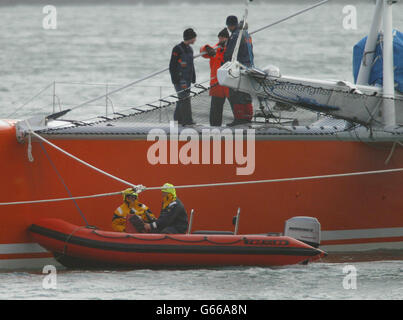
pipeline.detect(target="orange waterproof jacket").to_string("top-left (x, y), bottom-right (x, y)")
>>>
top-left (112, 201), bottom-right (155, 232)
top-left (200, 43), bottom-right (229, 98)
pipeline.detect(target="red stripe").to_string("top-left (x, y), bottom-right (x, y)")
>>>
top-left (0, 252), bottom-right (53, 260)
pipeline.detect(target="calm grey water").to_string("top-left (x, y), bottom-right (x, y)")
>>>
top-left (0, 2), bottom-right (402, 300)
top-left (0, 261), bottom-right (402, 300)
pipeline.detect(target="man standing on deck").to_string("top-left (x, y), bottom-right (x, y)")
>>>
top-left (169, 28), bottom-right (197, 126)
top-left (200, 28), bottom-right (233, 126)
top-left (223, 16), bottom-right (254, 126)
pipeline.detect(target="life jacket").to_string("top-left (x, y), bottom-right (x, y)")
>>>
top-left (162, 193), bottom-right (176, 210)
top-left (200, 42), bottom-right (229, 98)
top-left (112, 200), bottom-right (155, 232)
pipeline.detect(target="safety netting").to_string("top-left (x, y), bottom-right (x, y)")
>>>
top-left (247, 69), bottom-right (403, 127)
top-left (18, 69), bottom-right (403, 137)
top-left (32, 78), bottom-right (347, 136)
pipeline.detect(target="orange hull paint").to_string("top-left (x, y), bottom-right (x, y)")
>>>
top-left (1, 122), bottom-right (402, 268)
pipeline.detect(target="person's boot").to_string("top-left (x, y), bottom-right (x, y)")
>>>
top-left (226, 119), bottom-right (248, 127)
top-left (227, 104), bottom-right (245, 126)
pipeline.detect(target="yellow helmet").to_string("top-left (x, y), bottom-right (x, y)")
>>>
top-left (122, 188), bottom-right (138, 201)
top-left (161, 183), bottom-right (176, 198)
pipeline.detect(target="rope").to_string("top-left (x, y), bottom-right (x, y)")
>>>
top-left (35, 78), bottom-right (212, 133)
top-left (0, 191), bottom-right (122, 206)
top-left (6, 82), bottom-right (54, 118)
top-left (25, 120), bottom-right (137, 189)
top-left (39, 141), bottom-right (90, 226)
top-left (7, 115), bottom-right (403, 209)
top-left (68, 68), bottom-right (171, 112)
top-left (1, 166), bottom-right (403, 206)
top-left (91, 230), bottom-right (245, 245)
top-left (144, 167), bottom-right (403, 191)
top-left (249, 0), bottom-right (330, 35)
top-left (385, 141), bottom-right (403, 165)
top-left (27, 133), bottom-right (34, 162)
top-left (62, 226), bottom-right (87, 256)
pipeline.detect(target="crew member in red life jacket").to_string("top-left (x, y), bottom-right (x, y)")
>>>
top-left (223, 16), bottom-right (254, 126)
top-left (200, 28), bottom-right (234, 126)
top-left (169, 28), bottom-right (197, 126)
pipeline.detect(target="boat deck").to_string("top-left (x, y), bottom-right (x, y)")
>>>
top-left (17, 80), bottom-right (403, 141)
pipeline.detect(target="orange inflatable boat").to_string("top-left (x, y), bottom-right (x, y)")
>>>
top-left (28, 218), bottom-right (326, 268)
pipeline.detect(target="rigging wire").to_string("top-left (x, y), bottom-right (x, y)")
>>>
top-left (38, 141), bottom-right (90, 226)
top-left (1, 157), bottom-right (402, 207)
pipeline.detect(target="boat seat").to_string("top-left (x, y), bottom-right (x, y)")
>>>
top-left (192, 230), bottom-right (234, 235)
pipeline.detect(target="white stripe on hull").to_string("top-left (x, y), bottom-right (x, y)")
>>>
top-left (0, 243), bottom-right (47, 254)
top-left (321, 241), bottom-right (403, 253)
top-left (0, 258), bottom-right (62, 271)
top-left (321, 227), bottom-right (403, 241)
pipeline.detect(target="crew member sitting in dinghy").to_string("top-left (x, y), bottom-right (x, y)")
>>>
top-left (112, 188), bottom-right (156, 233)
top-left (144, 183), bottom-right (188, 234)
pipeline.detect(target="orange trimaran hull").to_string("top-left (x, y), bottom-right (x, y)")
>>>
top-left (0, 121), bottom-right (402, 269)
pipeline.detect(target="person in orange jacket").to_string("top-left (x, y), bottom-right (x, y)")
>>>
top-left (112, 188), bottom-right (156, 233)
top-left (200, 28), bottom-right (233, 126)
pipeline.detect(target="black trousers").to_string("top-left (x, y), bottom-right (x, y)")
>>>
top-left (210, 96), bottom-right (234, 126)
top-left (174, 82), bottom-right (194, 125)
top-left (160, 226), bottom-right (182, 234)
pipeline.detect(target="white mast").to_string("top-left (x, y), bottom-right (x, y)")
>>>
top-left (356, 0), bottom-right (383, 85)
top-left (382, 0), bottom-right (397, 128)
top-left (231, 0), bottom-right (251, 64)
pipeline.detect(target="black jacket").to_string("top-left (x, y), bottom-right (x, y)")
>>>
top-left (224, 27), bottom-right (254, 67)
top-left (154, 198), bottom-right (188, 234)
top-left (169, 42), bottom-right (196, 85)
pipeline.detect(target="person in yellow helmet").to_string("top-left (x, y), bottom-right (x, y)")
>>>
top-left (144, 183), bottom-right (188, 234)
top-left (112, 188), bottom-right (156, 233)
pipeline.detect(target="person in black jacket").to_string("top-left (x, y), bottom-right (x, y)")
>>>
top-left (223, 16), bottom-right (254, 67)
top-left (223, 16), bottom-right (254, 126)
top-left (169, 28), bottom-right (197, 126)
top-left (144, 183), bottom-right (188, 234)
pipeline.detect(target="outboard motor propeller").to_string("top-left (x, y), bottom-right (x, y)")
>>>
top-left (284, 216), bottom-right (321, 248)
